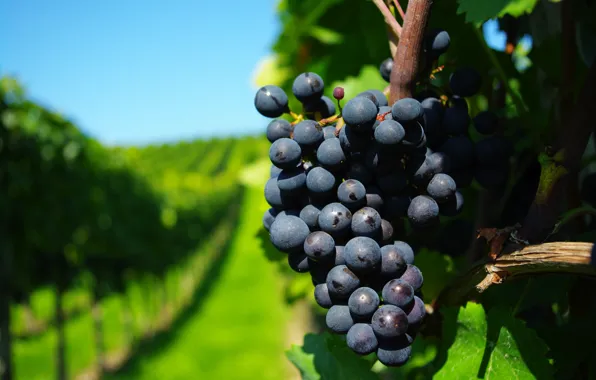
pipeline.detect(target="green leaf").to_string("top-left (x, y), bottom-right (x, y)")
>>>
top-left (457, 0), bottom-right (538, 23)
top-left (287, 333), bottom-right (380, 380)
top-left (309, 25), bottom-right (344, 45)
top-left (434, 303), bottom-right (554, 379)
top-left (329, 65), bottom-right (387, 101)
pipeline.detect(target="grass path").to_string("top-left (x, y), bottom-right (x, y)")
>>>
top-left (106, 186), bottom-right (292, 380)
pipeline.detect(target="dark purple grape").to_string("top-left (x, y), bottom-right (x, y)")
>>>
top-left (347, 324), bottom-right (379, 355)
top-left (407, 195), bottom-right (440, 228)
top-left (288, 253), bottom-right (309, 273)
top-left (371, 305), bottom-right (409, 338)
top-left (473, 110), bottom-right (499, 135)
top-left (337, 179), bottom-right (367, 211)
top-left (380, 219), bottom-right (394, 244)
top-left (449, 67), bottom-right (482, 97)
top-left (427, 173), bottom-right (457, 203)
top-left (391, 98), bottom-right (424, 124)
top-left (269, 215), bottom-right (310, 253)
top-left (314, 283), bottom-right (335, 309)
top-left (382, 279), bottom-right (414, 308)
top-left (269, 138), bottom-right (302, 169)
top-left (317, 137), bottom-right (346, 170)
top-left (254, 85), bottom-right (289, 118)
top-left (300, 204), bottom-right (321, 231)
top-left (293, 120), bottom-right (324, 152)
top-left (400, 264), bottom-right (423, 291)
top-left (376, 334), bottom-right (413, 367)
top-left (304, 96), bottom-right (336, 119)
top-left (380, 244), bottom-right (407, 278)
top-left (326, 305), bottom-right (355, 334)
top-left (406, 296), bottom-right (426, 327)
top-left (292, 72), bottom-right (325, 103)
top-left (342, 97), bottom-right (378, 132)
top-left (304, 231), bottom-right (336, 261)
top-left (318, 202), bottom-right (353, 238)
top-left (266, 119), bottom-right (293, 142)
top-left (326, 265), bottom-right (361, 299)
top-left (351, 207), bottom-right (382, 239)
top-left (380, 58), bottom-right (393, 82)
top-left (394, 241), bottom-right (414, 265)
top-left (439, 191), bottom-right (464, 217)
top-left (344, 236), bottom-right (382, 274)
top-left (263, 208), bottom-right (278, 231)
top-left (348, 287), bottom-right (380, 319)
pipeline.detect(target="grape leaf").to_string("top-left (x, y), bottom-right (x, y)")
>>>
top-left (414, 249), bottom-right (455, 301)
top-left (434, 303), bottom-right (554, 379)
top-left (286, 332), bottom-right (380, 380)
top-left (457, 0), bottom-right (539, 23)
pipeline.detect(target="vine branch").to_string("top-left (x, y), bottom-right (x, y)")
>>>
top-left (389, 0), bottom-right (433, 103)
top-left (433, 241), bottom-right (596, 308)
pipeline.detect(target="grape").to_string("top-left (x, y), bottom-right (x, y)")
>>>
top-left (337, 179), bottom-right (367, 211)
top-left (348, 287), bottom-right (380, 319)
top-left (347, 324), bottom-right (379, 355)
top-left (391, 98), bottom-right (424, 124)
top-left (399, 122), bottom-right (426, 151)
top-left (450, 170), bottom-right (474, 189)
top-left (371, 305), bottom-right (409, 338)
top-left (382, 279), bottom-right (414, 308)
top-left (304, 231), bottom-right (336, 261)
top-left (300, 204), bottom-right (321, 231)
top-left (380, 58), bottom-right (393, 82)
top-left (304, 96), bottom-right (336, 120)
top-left (427, 173), bottom-right (457, 203)
top-left (475, 165), bottom-right (509, 189)
top-left (394, 241), bottom-right (415, 265)
top-left (439, 136), bottom-right (475, 170)
top-left (344, 236), bottom-right (382, 274)
top-left (407, 195), bottom-right (440, 228)
top-left (277, 167), bottom-right (307, 193)
top-left (400, 264), bottom-right (423, 291)
top-left (288, 253), bottom-right (310, 273)
top-left (333, 86), bottom-right (345, 100)
top-left (342, 97), bottom-right (378, 132)
top-left (306, 167), bottom-right (337, 196)
top-left (317, 137), bottom-right (346, 170)
top-left (374, 120), bottom-right (406, 146)
top-left (322, 125), bottom-right (337, 140)
top-left (269, 215), bottom-right (310, 253)
top-left (473, 110), bottom-right (499, 135)
top-left (406, 155), bottom-right (434, 185)
top-left (326, 265), bottom-right (361, 299)
top-left (263, 208), bottom-right (278, 231)
top-left (449, 67), bottom-right (482, 97)
top-left (439, 190), bottom-right (464, 217)
top-left (380, 219), bottom-right (394, 244)
top-left (269, 138), bottom-right (302, 169)
top-left (293, 120), bottom-right (324, 151)
top-left (425, 29), bottom-right (450, 57)
top-left (314, 283), bottom-right (335, 309)
top-left (266, 119), bottom-right (293, 143)
top-left (376, 335), bottom-right (413, 367)
top-left (318, 202), bottom-right (353, 238)
top-left (292, 72), bottom-right (325, 103)
top-left (326, 305), bottom-right (355, 334)
top-left (443, 106), bottom-right (470, 136)
top-left (351, 207), bottom-right (382, 239)
top-left (380, 244), bottom-right (407, 278)
top-left (421, 97), bottom-right (444, 141)
top-left (254, 85), bottom-right (289, 118)
top-left (406, 296), bottom-right (426, 327)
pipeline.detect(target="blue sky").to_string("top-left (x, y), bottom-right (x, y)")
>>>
top-left (1, 2), bottom-right (519, 146)
top-left (1, 0), bottom-right (279, 145)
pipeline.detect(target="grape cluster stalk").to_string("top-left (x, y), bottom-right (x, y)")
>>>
top-left (254, 28), bottom-right (511, 366)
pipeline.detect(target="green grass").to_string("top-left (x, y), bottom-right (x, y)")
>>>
top-left (106, 186), bottom-right (290, 380)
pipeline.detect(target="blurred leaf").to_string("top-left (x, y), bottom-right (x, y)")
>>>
top-left (434, 303), bottom-right (554, 379)
top-left (239, 157), bottom-right (270, 188)
top-left (309, 26), bottom-right (344, 45)
top-left (287, 332), bottom-right (380, 380)
top-left (329, 65), bottom-right (387, 100)
top-left (252, 54), bottom-right (292, 88)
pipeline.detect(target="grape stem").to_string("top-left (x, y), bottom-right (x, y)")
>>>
top-left (389, 0), bottom-right (433, 103)
top-left (431, 241), bottom-right (596, 310)
top-left (392, 0), bottom-right (406, 20)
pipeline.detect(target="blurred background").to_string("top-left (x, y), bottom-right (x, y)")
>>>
top-left (0, 1), bottom-right (532, 379)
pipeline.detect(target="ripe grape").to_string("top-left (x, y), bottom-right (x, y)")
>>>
top-left (254, 85), bottom-right (289, 118)
top-left (347, 324), bottom-right (378, 355)
top-left (292, 72), bottom-right (325, 103)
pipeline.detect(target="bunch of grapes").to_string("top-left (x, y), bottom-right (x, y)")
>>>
top-left (254, 35), bottom-right (477, 365)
